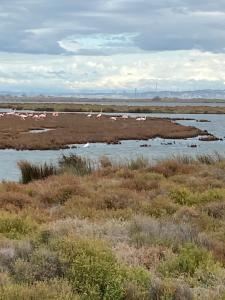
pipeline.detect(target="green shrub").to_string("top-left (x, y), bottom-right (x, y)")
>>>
top-left (143, 196), bottom-right (178, 217)
top-left (159, 244), bottom-right (222, 286)
top-left (0, 279), bottom-right (78, 300)
top-left (59, 154), bottom-right (92, 176)
top-left (51, 236), bottom-right (124, 300)
top-left (18, 161), bottom-right (57, 184)
top-left (170, 188), bottom-right (225, 206)
top-left (122, 266), bottom-right (150, 300)
top-left (0, 214), bottom-right (37, 239)
top-left (169, 187), bottom-right (192, 205)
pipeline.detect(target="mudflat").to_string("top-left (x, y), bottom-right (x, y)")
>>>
top-left (0, 113), bottom-right (210, 150)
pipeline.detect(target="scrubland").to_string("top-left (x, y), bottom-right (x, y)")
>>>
top-left (0, 154), bottom-right (225, 299)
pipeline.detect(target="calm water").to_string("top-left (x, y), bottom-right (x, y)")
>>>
top-left (62, 100), bottom-right (225, 107)
top-left (0, 111), bottom-right (225, 181)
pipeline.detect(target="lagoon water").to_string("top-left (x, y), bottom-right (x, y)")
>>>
top-left (0, 111), bottom-right (225, 181)
top-left (62, 100), bottom-right (225, 107)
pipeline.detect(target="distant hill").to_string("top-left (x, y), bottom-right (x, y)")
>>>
top-left (1, 89), bottom-right (225, 102)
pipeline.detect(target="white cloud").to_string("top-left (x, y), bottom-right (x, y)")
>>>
top-left (1, 50), bottom-right (224, 92)
top-left (58, 33), bottom-right (140, 55)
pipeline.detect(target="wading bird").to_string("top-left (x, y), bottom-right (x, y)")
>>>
top-left (136, 116), bottom-right (146, 121)
top-left (97, 109), bottom-right (102, 118)
top-left (83, 142), bottom-right (90, 148)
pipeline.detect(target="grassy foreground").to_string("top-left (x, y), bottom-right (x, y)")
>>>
top-left (1, 102), bottom-right (225, 114)
top-left (0, 154), bottom-right (225, 299)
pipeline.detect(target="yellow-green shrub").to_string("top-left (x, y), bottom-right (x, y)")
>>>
top-left (0, 279), bottom-right (78, 300)
top-left (0, 214), bottom-right (37, 239)
top-left (170, 188), bottom-right (225, 206)
top-left (159, 244), bottom-right (222, 286)
top-left (51, 236), bottom-right (124, 300)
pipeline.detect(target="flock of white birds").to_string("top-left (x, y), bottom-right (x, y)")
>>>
top-left (0, 110), bottom-right (59, 120)
top-left (87, 111), bottom-right (147, 121)
top-left (0, 110), bottom-right (147, 122)
top-left (0, 110), bottom-right (147, 149)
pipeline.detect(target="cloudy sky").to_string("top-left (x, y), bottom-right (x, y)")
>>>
top-left (1, 0), bottom-right (225, 93)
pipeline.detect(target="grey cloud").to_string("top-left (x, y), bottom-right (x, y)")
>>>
top-left (1, 0), bottom-right (225, 54)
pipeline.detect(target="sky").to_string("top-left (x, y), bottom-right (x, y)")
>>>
top-left (1, 0), bottom-right (225, 93)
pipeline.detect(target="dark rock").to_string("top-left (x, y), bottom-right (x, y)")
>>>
top-left (199, 136), bottom-right (219, 142)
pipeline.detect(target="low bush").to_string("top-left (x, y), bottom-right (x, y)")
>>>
top-left (151, 159), bottom-right (195, 178)
top-left (130, 216), bottom-right (198, 248)
top-left (122, 173), bottom-right (160, 192)
top-left (149, 277), bottom-right (193, 300)
top-left (203, 201), bottom-right (225, 219)
top-left (0, 192), bottom-right (32, 212)
top-left (170, 187), bottom-right (193, 205)
top-left (18, 161), bottom-right (57, 184)
top-left (49, 235), bottom-right (151, 300)
top-left (0, 279), bottom-right (78, 300)
top-left (0, 214), bottom-right (37, 239)
top-left (143, 196), bottom-right (178, 217)
top-left (12, 248), bottom-right (64, 283)
top-left (28, 173), bottom-right (84, 205)
top-left (59, 154), bottom-right (92, 176)
top-left (127, 157), bottom-right (149, 170)
top-left (170, 188), bottom-right (225, 206)
top-left (122, 266), bottom-right (150, 300)
top-left (100, 189), bottom-right (137, 210)
top-left (51, 236), bottom-right (124, 300)
top-left (99, 156), bottom-right (112, 168)
top-left (159, 244), bottom-right (223, 286)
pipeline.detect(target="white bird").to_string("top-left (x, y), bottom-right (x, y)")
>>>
top-left (83, 142), bottom-right (90, 148)
top-left (110, 116), bottom-right (117, 121)
top-left (39, 112), bottom-right (47, 119)
top-left (136, 116), bottom-right (146, 121)
top-left (87, 111), bottom-right (92, 118)
top-left (122, 114), bottom-right (129, 119)
top-left (19, 114), bottom-right (27, 120)
top-left (33, 114), bottom-right (40, 120)
top-left (97, 109), bottom-right (102, 118)
top-left (6, 110), bottom-right (16, 115)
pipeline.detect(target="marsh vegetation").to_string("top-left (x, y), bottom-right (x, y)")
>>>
top-left (0, 154), bottom-right (224, 298)
top-left (1, 102), bottom-right (225, 114)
